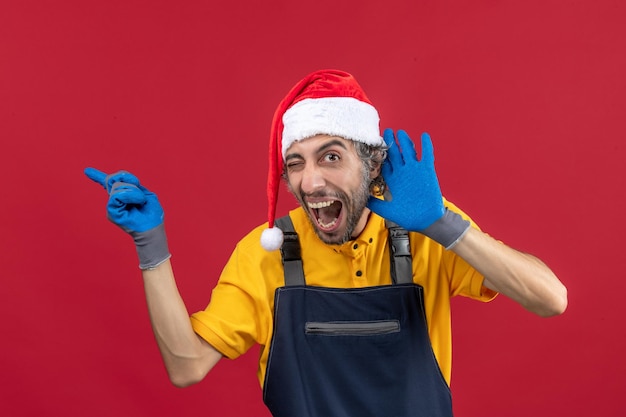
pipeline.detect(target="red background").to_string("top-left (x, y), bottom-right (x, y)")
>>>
top-left (1, 1), bottom-right (625, 416)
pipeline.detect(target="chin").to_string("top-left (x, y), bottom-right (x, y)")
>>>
top-left (314, 226), bottom-right (352, 245)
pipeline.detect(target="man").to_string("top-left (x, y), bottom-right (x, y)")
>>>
top-left (86, 69), bottom-right (567, 417)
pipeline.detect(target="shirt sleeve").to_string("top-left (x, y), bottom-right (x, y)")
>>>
top-left (442, 199), bottom-right (498, 302)
top-left (190, 233), bottom-right (281, 359)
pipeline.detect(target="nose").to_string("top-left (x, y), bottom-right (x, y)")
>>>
top-left (300, 164), bottom-right (326, 195)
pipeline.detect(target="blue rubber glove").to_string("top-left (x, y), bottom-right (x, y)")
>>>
top-left (85, 167), bottom-right (171, 269)
top-left (367, 129), bottom-right (470, 249)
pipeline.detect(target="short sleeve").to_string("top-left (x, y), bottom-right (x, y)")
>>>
top-left (442, 199), bottom-right (498, 302)
top-left (190, 234), bottom-right (282, 359)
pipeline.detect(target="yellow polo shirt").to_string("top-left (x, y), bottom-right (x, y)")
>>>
top-left (190, 201), bottom-right (496, 387)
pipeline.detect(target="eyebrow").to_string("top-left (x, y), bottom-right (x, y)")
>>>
top-left (285, 139), bottom-right (349, 162)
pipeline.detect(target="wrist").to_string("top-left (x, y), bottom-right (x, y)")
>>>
top-left (420, 209), bottom-right (470, 249)
top-left (132, 223), bottom-right (172, 270)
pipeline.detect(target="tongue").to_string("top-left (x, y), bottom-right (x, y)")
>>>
top-left (317, 201), bottom-right (341, 225)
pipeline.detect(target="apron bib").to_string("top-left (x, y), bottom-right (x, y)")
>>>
top-left (263, 216), bottom-right (453, 417)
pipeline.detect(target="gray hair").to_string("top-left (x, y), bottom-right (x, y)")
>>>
top-left (354, 141), bottom-right (388, 196)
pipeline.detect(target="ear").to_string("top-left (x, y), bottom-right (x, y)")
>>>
top-left (369, 160), bottom-right (382, 179)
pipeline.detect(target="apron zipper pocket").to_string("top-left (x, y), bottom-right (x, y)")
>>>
top-left (305, 320), bottom-right (400, 336)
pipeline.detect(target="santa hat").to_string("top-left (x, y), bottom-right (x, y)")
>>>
top-left (260, 69), bottom-right (384, 251)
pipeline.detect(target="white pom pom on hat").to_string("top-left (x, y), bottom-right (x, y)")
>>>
top-left (260, 226), bottom-right (284, 251)
top-left (261, 69), bottom-right (384, 251)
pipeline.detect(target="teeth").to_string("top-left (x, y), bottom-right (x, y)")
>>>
top-left (308, 200), bottom-right (335, 209)
top-left (307, 200), bottom-right (338, 229)
top-left (317, 217), bottom-right (338, 228)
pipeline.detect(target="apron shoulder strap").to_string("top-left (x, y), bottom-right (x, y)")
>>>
top-left (386, 220), bottom-right (414, 285)
top-left (275, 215), bottom-right (413, 286)
top-left (275, 215), bottom-right (306, 286)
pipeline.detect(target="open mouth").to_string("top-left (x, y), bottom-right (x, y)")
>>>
top-left (307, 200), bottom-right (343, 231)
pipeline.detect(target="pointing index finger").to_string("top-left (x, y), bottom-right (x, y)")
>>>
top-left (84, 167), bottom-right (108, 187)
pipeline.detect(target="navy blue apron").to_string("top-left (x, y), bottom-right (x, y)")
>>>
top-left (263, 216), bottom-right (453, 417)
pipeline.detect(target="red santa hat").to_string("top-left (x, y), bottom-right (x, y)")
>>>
top-left (260, 69), bottom-right (383, 251)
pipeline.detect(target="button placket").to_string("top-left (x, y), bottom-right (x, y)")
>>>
top-left (352, 239), bottom-right (367, 281)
